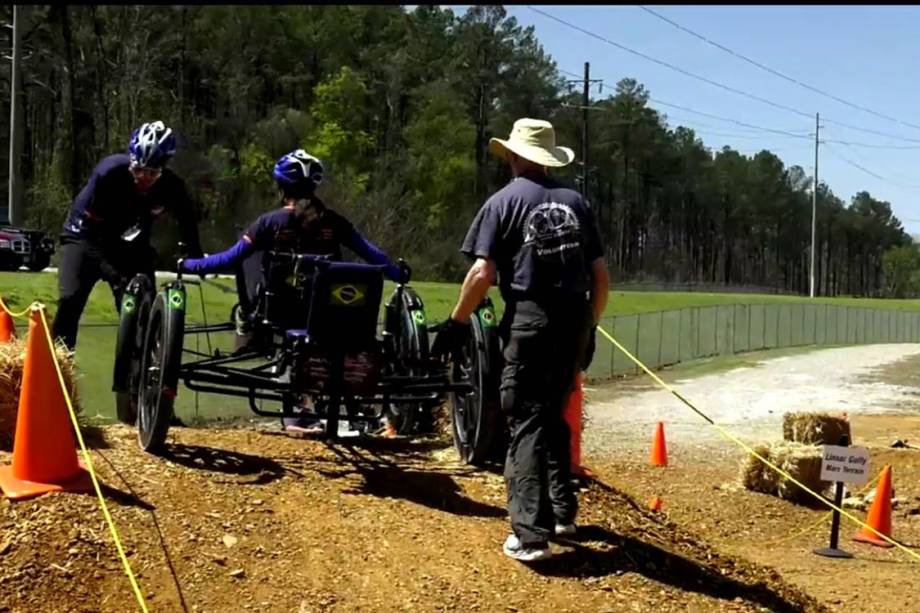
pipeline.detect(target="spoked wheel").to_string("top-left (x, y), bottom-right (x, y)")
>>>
top-left (383, 287), bottom-right (433, 434)
top-left (450, 304), bottom-right (502, 466)
top-left (137, 292), bottom-right (184, 453)
top-left (113, 275), bottom-right (154, 425)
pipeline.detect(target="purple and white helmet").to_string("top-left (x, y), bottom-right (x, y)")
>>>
top-left (128, 121), bottom-right (176, 169)
top-left (273, 149), bottom-right (324, 197)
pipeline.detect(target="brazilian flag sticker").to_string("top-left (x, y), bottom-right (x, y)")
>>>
top-left (168, 289), bottom-right (185, 312)
top-left (330, 284), bottom-right (366, 307)
top-left (122, 296), bottom-right (136, 315)
top-left (479, 308), bottom-right (496, 328)
top-left (412, 310), bottom-right (426, 326)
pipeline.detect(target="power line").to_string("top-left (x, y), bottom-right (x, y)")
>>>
top-left (528, 6), bottom-right (813, 120)
top-left (646, 98), bottom-right (813, 139)
top-left (546, 7), bottom-right (920, 149)
top-left (569, 78), bottom-right (920, 151)
top-left (820, 117), bottom-right (920, 144)
top-left (832, 140), bottom-right (920, 188)
top-left (637, 5), bottom-right (920, 133)
top-left (823, 145), bottom-right (920, 188)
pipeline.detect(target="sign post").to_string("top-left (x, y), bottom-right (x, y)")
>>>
top-left (814, 436), bottom-right (869, 559)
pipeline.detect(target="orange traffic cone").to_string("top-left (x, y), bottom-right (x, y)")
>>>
top-left (0, 307), bottom-right (16, 342)
top-left (853, 464), bottom-right (894, 548)
top-left (564, 372), bottom-right (593, 477)
top-left (650, 422), bottom-right (668, 467)
top-left (649, 496), bottom-right (664, 512)
top-left (0, 307), bottom-right (91, 500)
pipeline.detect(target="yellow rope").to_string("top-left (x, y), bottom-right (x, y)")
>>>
top-left (755, 470), bottom-right (882, 547)
top-left (596, 324), bottom-right (920, 563)
top-left (22, 304), bottom-right (149, 612)
top-left (0, 295), bottom-right (35, 318)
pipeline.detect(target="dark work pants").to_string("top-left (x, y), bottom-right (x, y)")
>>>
top-left (500, 297), bottom-right (592, 546)
top-left (51, 238), bottom-right (155, 350)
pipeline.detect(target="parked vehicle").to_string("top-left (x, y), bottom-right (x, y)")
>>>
top-left (0, 225), bottom-right (55, 272)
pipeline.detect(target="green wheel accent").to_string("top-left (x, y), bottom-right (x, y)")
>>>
top-left (412, 310), bottom-right (426, 326)
top-left (479, 308), bottom-right (496, 328)
top-left (168, 289), bottom-right (185, 312)
top-left (122, 296), bottom-right (136, 314)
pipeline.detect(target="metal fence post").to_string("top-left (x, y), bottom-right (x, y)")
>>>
top-left (677, 307), bottom-right (683, 364)
top-left (657, 311), bottom-right (664, 368)
top-left (763, 304), bottom-right (768, 349)
top-left (696, 306), bottom-right (701, 358)
top-left (635, 313), bottom-right (641, 375)
top-left (609, 315), bottom-right (616, 377)
top-left (714, 307), bottom-right (718, 356)
top-left (813, 304), bottom-right (818, 344)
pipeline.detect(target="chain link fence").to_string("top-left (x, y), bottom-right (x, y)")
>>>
top-left (586, 303), bottom-right (920, 380)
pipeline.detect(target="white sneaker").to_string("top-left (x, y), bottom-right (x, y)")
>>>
top-left (554, 523), bottom-right (577, 537)
top-left (503, 534), bottom-right (552, 562)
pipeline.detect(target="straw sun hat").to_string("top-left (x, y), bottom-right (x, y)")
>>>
top-left (488, 118), bottom-right (575, 168)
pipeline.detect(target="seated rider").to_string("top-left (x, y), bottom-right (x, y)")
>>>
top-left (180, 148), bottom-right (406, 302)
top-left (179, 149), bottom-right (406, 434)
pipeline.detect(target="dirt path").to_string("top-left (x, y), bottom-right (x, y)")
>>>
top-left (581, 344), bottom-right (920, 613)
top-left (585, 343), bottom-right (920, 448)
top-left (0, 426), bottom-right (821, 613)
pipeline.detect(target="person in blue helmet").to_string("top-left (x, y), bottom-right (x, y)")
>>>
top-left (180, 149), bottom-right (407, 433)
top-left (52, 121), bottom-right (203, 350)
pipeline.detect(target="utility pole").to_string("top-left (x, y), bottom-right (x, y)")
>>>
top-left (564, 63), bottom-right (601, 199)
top-left (8, 5), bottom-right (23, 226)
top-left (810, 112), bottom-right (819, 298)
top-left (581, 61), bottom-right (589, 199)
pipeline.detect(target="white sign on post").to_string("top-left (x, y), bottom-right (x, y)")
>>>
top-left (820, 445), bottom-right (870, 484)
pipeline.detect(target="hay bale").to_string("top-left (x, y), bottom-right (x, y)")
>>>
top-left (0, 337), bottom-right (81, 451)
top-left (773, 442), bottom-right (829, 503)
top-left (739, 442), bottom-right (831, 504)
top-left (739, 443), bottom-right (779, 494)
top-left (782, 411), bottom-right (851, 445)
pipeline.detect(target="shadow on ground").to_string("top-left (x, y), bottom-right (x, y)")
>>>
top-left (160, 442), bottom-right (287, 485)
top-left (535, 524), bottom-right (809, 613)
top-left (291, 442), bottom-right (508, 519)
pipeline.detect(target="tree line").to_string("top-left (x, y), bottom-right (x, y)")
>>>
top-left (0, 5), bottom-right (914, 296)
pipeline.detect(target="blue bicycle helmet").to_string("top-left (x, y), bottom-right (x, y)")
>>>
top-left (128, 121), bottom-right (176, 169)
top-left (273, 149), bottom-right (324, 198)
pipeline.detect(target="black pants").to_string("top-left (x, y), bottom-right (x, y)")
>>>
top-left (51, 238), bottom-right (155, 350)
top-left (500, 297), bottom-right (592, 546)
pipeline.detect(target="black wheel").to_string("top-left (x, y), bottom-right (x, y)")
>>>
top-left (450, 302), bottom-right (502, 466)
top-left (113, 275), bottom-right (154, 425)
top-left (0, 253), bottom-right (21, 271)
top-left (383, 287), bottom-right (433, 434)
top-left (26, 252), bottom-right (51, 272)
top-left (137, 291), bottom-right (185, 453)
top-left (321, 395), bottom-right (340, 440)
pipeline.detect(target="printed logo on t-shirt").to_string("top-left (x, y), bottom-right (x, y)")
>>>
top-left (523, 201), bottom-right (582, 258)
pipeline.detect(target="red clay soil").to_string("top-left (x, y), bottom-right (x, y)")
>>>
top-left (0, 425), bottom-right (822, 613)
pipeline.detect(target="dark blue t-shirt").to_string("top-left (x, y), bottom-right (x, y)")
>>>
top-left (62, 153), bottom-right (202, 256)
top-left (243, 200), bottom-right (355, 258)
top-left (460, 173), bottom-right (603, 299)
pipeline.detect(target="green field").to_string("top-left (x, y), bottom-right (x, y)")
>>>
top-left (3, 270), bottom-right (920, 426)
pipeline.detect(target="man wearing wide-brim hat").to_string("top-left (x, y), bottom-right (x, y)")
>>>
top-left (432, 118), bottom-right (610, 562)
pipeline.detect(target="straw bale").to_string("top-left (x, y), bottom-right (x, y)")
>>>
top-left (773, 442), bottom-right (829, 503)
top-left (739, 441), bottom-right (831, 504)
top-left (739, 443), bottom-right (780, 494)
top-left (782, 411), bottom-right (850, 445)
top-left (0, 337), bottom-right (80, 451)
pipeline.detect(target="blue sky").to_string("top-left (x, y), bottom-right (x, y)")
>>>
top-left (444, 5), bottom-right (920, 233)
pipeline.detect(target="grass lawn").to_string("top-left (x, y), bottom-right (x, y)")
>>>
top-left (2, 269), bottom-right (920, 426)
